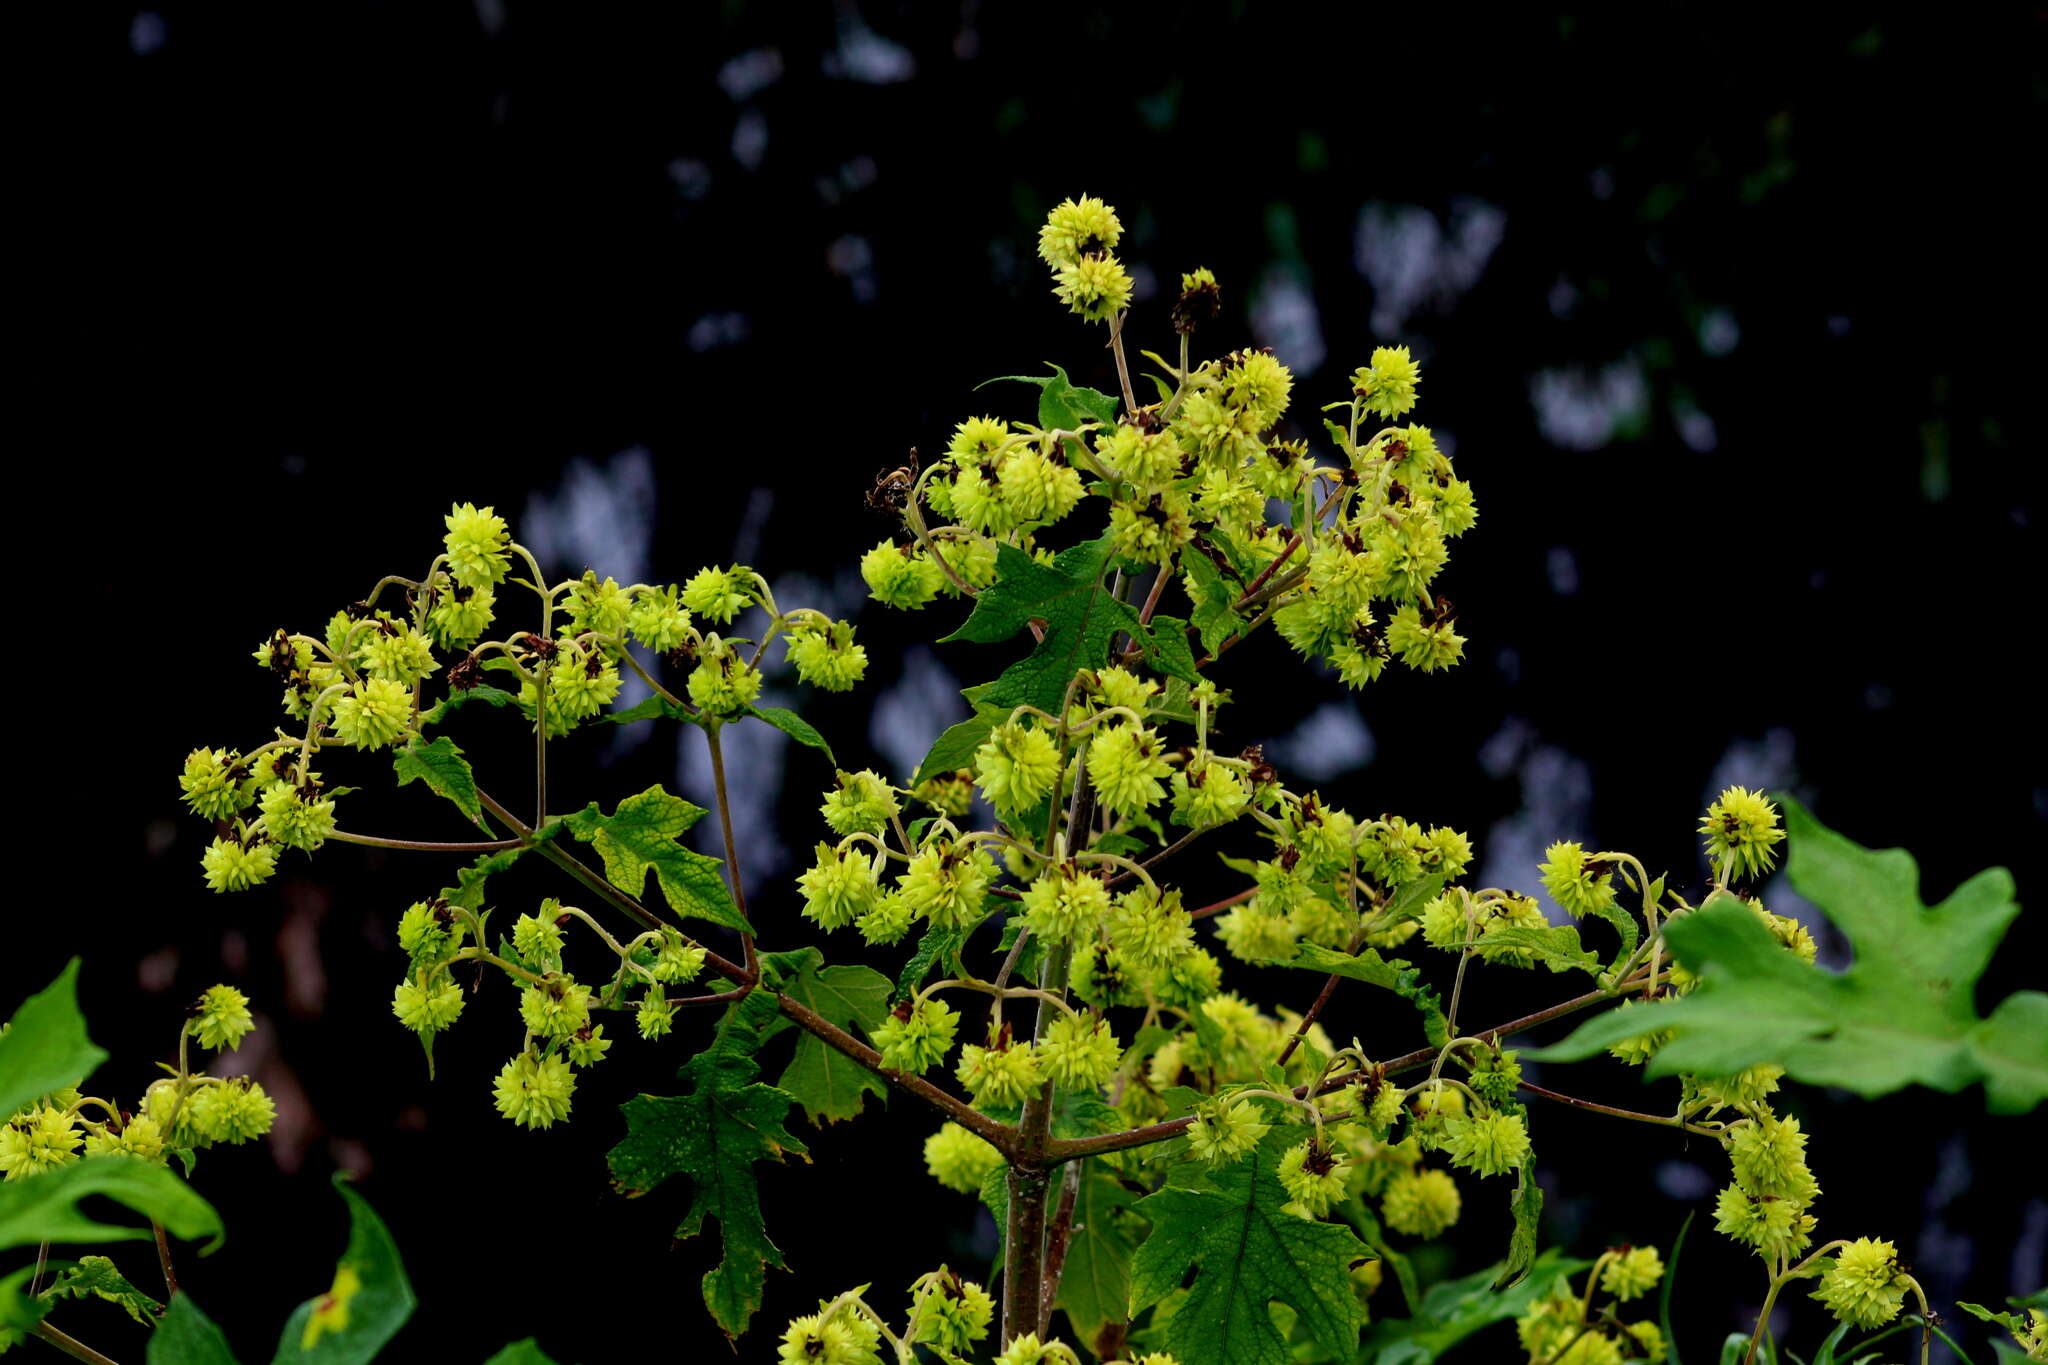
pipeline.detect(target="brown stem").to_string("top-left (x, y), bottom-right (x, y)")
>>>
top-left (1190, 887), bottom-right (1256, 920)
top-left (151, 1220), bottom-right (179, 1296)
top-left (1108, 310), bottom-right (1139, 417)
top-left (772, 990), bottom-right (1015, 1154)
top-left (328, 830), bottom-right (525, 853)
top-left (1275, 968), bottom-right (1345, 1067)
top-left (1136, 566), bottom-right (1169, 629)
top-left (1045, 982), bottom-right (1631, 1164)
top-left (30, 1323), bottom-right (122, 1365)
top-left (1238, 534), bottom-right (1304, 604)
top-left (1003, 1163), bottom-right (1052, 1344)
top-left (1103, 828), bottom-right (1206, 892)
top-left (704, 724), bottom-right (758, 980)
top-left (1518, 1080), bottom-right (1684, 1129)
top-left (1039, 1164), bottom-right (1081, 1328)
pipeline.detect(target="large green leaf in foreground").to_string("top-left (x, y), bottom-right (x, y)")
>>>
top-left (1533, 797), bottom-right (2046, 1112)
top-left (1129, 1131), bottom-right (1370, 1365)
top-left (0, 960), bottom-right (108, 1121)
top-left (608, 1053), bottom-right (809, 1337)
top-left (271, 1173), bottom-right (416, 1365)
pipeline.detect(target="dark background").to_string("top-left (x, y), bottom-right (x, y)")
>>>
top-left (32, 3), bottom-right (2044, 1361)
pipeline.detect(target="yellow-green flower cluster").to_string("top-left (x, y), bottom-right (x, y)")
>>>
top-left (908, 1267), bottom-right (996, 1354)
top-left (1039, 196), bottom-right (1132, 323)
top-left (1809, 1237), bottom-right (1910, 1330)
top-left (1699, 786), bottom-right (1786, 881)
top-left (923, 1121), bottom-right (1003, 1194)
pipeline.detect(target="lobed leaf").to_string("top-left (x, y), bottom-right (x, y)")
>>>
top-left (608, 1053), bottom-right (810, 1338)
top-left (1129, 1130), bottom-right (1371, 1365)
top-left (0, 1155), bottom-right (222, 1255)
top-left (271, 1172), bottom-right (415, 1365)
top-left (1275, 944), bottom-right (1449, 1049)
top-left (390, 735), bottom-right (483, 826)
top-left (561, 786), bottom-right (748, 932)
top-left (1530, 798), bottom-right (2045, 1112)
top-left (1054, 1165), bottom-right (1140, 1348)
top-left (0, 960), bottom-right (108, 1121)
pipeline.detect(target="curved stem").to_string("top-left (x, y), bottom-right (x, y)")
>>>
top-left (30, 1323), bottom-right (122, 1365)
top-left (704, 724), bottom-right (757, 982)
top-left (328, 830), bottom-right (524, 853)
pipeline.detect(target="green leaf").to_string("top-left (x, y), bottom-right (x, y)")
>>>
top-left (0, 1265), bottom-right (49, 1334)
top-left (776, 962), bottom-right (891, 1125)
top-left (0, 960), bottom-right (108, 1121)
top-left (912, 705), bottom-right (1003, 787)
top-left (0, 1156), bottom-right (222, 1254)
top-left (896, 925), bottom-right (968, 1000)
top-left (149, 1293), bottom-right (242, 1365)
top-left (1129, 1131), bottom-right (1371, 1365)
top-left (1356, 1248), bottom-right (1587, 1365)
top-left (743, 707), bottom-right (835, 765)
top-left (1274, 944), bottom-right (1448, 1048)
top-left (1582, 897), bottom-right (1642, 969)
top-left (608, 1053), bottom-right (810, 1337)
top-left (983, 364), bottom-right (1120, 432)
top-left (271, 1173), bottom-right (415, 1365)
top-left (1495, 1151), bottom-right (1544, 1288)
top-left (417, 685), bottom-right (517, 727)
top-left (604, 694), bottom-right (696, 727)
top-left (1054, 1166), bottom-right (1140, 1347)
top-left (944, 537), bottom-right (1117, 647)
top-left (43, 1254), bottom-right (163, 1325)
top-left (482, 1341), bottom-right (561, 1365)
top-left (441, 839), bottom-right (540, 912)
top-left (1475, 923), bottom-right (1604, 976)
top-left (1530, 799), bottom-right (2045, 1111)
top-left (940, 537), bottom-right (1149, 721)
top-left (390, 735), bottom-right (483, 826)
top-left (1181, 550), bottom-right (1248, 656)
top-left (1133, 614), bottom-right (1201, 685)
top-left (561, 786), bottom-right (748, 932)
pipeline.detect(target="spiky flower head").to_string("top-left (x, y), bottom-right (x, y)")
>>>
top-left (974, 720), bottom-right (1063, 814)
top-left (626, 585), bottom-right (692, 651)
top-left (822, 770), bottom-right (900, 837)
top-left (907, 1268), bottom-right (995, 1353)
top-left (999, 450), bottom-right (1085, 525)
top-left (1020, 864), bottom-right (1113, 945)
top-left (565, 1025), bottom-right (611, 1068)
top-left (358, 625), bottom-right (437, 686)
top-left (518, 977), bottom-right (592, 1040)
top-left (443, 502), bottom-right (512, 589)
top-left (680, 565), bottom-right (755, 624)
top-left (798, 842), bottom-right (882, 929)
top-left (1712, 1184), bottom-right (1814, 1260)
top-left (256, 780), bottom-right (337, 852)
top-left (1097, 424), bottom-right (1183, 490)
top-left (81, 1113), bottom-right (166, 1163)
top-left (898, 841), bottom-right (998, 928)
top-left (1381, 1167), bottom-right (1461, 1238)
top-left (564, 572), bottom-right (633, 638)
top-left (874, 998), bottom-right (960, 1074)
top-left (860, 540), bottom-right (946, 609)
top-left (686, 636), bottom-right (763, 715)
top-left (1385, 602), bottom-right (1465, 673)
top-left (651, 931), bottom-right (706, 984)
top-left (397, 901), bottom-right (458, 961)
top-left (923, 1121), bottom-right (1003, 1194)
top-left (1169, 757), bottom-right (1251, 830)
top-left (1087, 723), bottom-right (1174, 820)
top-left (1810, 1238), bottom-right (1909, 1329)
top-left (185, 1078), bottom-right (276, 1145)
top-left (1185, 1096), bottom-right (1269, 1166)
top-left (1221, 350), bottom-right (1293, 432)
top-left (193, 984), bottom-right (256, 1051)
top-left (856, 892), bottom-right (916, 946)
top-left (1699, 787), bottom-right (1785, 881)
top-left (947, 415), bottom-right (1013, 461)
top-left (1442, 1109), bottom-right (1530, 1177)
top-left (1053, 253), bottom-right (1136, 323)
top-left (201, 835), bottom-right (278, 893)
top-left (993, 1333), bottom-right (1084, 1365)
top-left (427, 583), bottom-right (495, 648)
top-left (1173, 265), bottom-right (1221, 334)
top-left (492, 1051), bottom-right (576, 1129)
top-left (549, 643), bottom-right (624, 721)
top-left (776, 1312), bottom-right (872, 1365)
top-left (1599, 1245), bottom-right (1665, 1302)
top-left (181, 748), bottom-right (254, 820)
top-left (392, 976), bottom-right (465, 1034)
top-left (1038, 1013), bottom-right (1122, 1089)
top-left (512, 910), bottom-right (565, 968)
top-left (955, 1034), bottom-right (1042, 1106)
top-left (785, 618), bottom-right (868, 692)
top-left (1729, 1112), bottom-right (1812, 1200)
top-left (636, 992), bottom-right (676, 1040)
top-left (1037, 195), bottom-right (1123, 269)
top-left (1278, 1138), bottom-right (1351, 1217)
top-left (330, 677), bottom-right (413, 749)
top-left (1106, 885), bottom-right (1195, 969)
top-left (1540, 841), bottom-right (1618, 919)
top-left (0, 1106), bottom-right (83, 1181)
top-left (1351, 346), bottom-right (1422, 420)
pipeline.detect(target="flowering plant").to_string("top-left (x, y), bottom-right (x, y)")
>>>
top-left (7, 197), bottom-right (2043, 1365)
